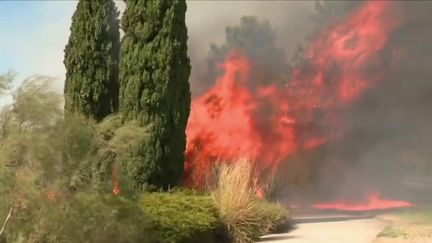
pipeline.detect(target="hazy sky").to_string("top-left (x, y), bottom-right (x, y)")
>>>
top-left (0, 1), bottom-right (77, 90)
top-left (0, 1), bottom-right (314, 91)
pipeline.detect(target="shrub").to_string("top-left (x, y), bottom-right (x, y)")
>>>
top-left (255, 200), bottom-right (291, 234)
top-left (138, 191), bottom-right (219, 243)
top-left (2, 191), bottom-right (152, 243)
top-left (3, 188), bottom-right (227, 243)
top-left (0, 74), bottom-right (226, 243)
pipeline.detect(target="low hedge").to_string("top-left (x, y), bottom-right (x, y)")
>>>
top-left (139, 191), bottom-right (221, 243)
top-left (255, 200), bottom-right (291, 234)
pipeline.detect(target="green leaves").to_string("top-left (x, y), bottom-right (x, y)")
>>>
top-left (12, 76), bottom-right (62, 130)
top-left (119, 0), bottom-right (191, 189)
top-left (64, 0), bottom-right (120, 121)
top-left (139, 191), bottom-right (218, 242)
top-left (0, 74), bottom-right (152, 242)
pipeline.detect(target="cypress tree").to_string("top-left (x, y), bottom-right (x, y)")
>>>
top-left (119, 0), bottom-right (191, 189)
top-left (64, 0), bottom-right (120, 121)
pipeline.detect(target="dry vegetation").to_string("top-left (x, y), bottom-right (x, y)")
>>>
top-left (375, 207), bottom-right (432, 243)
top-left (212, 158), bottom-right (262, 242)
top-left (212, 158), bottom-right (290, 243)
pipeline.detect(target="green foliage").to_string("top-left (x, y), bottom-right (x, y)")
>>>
top-left (255, 200), bottom-right (291, 234)
top-left (64, 0), bottom-right (120, 121)
top-left (0, 76), bottom-right (78, 241)
top-left (0, 74), bottom-right (232, 243)
top-left (0, 74), bottom-right (152, 243)
top-left (70, 115), bottom-right (150, 191)
top-left (139, 191), bottom-right (219, 243)
top-left (4, 192), bottom-right (152, 243)
top-left (65, 192), bottom-right (152, 243)
top-left (119, 0), bottom-right (191, 189)
top-left (0, 76), bottom-right (64, 189)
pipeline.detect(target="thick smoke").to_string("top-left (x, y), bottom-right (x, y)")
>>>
top-left (205, 17), bottom-right (290, 91)
top-left (186, 1), bottom-right (314, 96)
top-left (328, 2), bottom-right (432, 203)
top-left (186, 1), bottom-right (432, 205)
top-left (281, 1), bottom-right (432, 204)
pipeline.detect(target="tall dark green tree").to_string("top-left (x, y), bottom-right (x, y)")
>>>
top-left (64, 0), bottom-right (120, 121)
top-left (119, 0), bottom-right (191, 189)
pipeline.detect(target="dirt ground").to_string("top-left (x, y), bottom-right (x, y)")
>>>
top-left (259, 215), bottom-right (387, 243)
top-left (373, 213), bottom-right (432, 243)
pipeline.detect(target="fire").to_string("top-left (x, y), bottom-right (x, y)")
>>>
top-left (313, 193), bottom-right (413, 211)
top-left (184, 51), bottom-right (297, 187)
top-left (184, 1), bottom-right (402, 188)
top-left (113, 181), bottom-right (120, 195)
top-left (45, 190), bottom-right (58, 202)
top-left (112, 162), bottom-right (120, 195)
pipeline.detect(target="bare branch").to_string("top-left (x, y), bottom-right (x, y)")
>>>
top-left (0, 206), bottom-right (13, 237)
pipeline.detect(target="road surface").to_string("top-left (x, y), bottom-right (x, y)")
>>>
top-left (259, 214), bottom-right (387, 243)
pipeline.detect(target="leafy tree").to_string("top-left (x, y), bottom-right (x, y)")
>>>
top-left (0, 75), bottom-right (65, 242)
top-left (0, 74), bottom-right (215, 242)
top-left (119, 0), bottom-right (191, 189)
top-left (0, 74), bottom-right (151, 243)
top-left (64, 0), bottom-right (120, 121)
top-left (70, 115), bottom-right (150, 192)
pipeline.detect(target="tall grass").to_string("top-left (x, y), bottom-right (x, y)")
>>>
top-left (211, 158), bottom-right (290, 243)
top-left (211, 158), bottom-right (261, 242)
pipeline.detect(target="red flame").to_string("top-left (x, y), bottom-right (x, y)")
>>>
top-left (45, 190), bottom-right (58, 203)
top-left (112, 162), bottom-right (120, 195)
top-left (313, 193), bottom-right (413, 211)
top-left (184, 1), bottom-right (402, 188)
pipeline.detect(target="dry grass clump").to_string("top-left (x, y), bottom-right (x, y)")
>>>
top-left (212, 158), bottom-right (261, 242)
top-left (211, 158), bottom-right (290, 243)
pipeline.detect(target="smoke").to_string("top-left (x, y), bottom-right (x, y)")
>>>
top-left (281, 1), bottom-right (432, 203)
top-left (185, 1), bottom-right (432, 206)
top-left (205, 16), bottom-right (290, 92)
top-left (329, 1), bottom-right (432, 202)
top-left (186, 1), bottom-right (315, 95)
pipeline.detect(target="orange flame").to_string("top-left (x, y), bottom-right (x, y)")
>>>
top-left (112, 162), bottom-right (120, 195)
top-left (313, 193), bottom-right (413, 211)
top-left (184, 1), bottom-right (402, 188)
